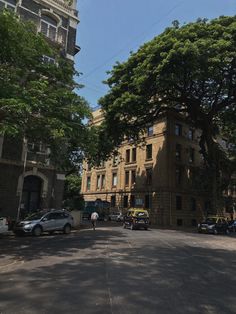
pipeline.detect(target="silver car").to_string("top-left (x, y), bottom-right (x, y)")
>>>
top-left (0, 217), bottom-right (9, 234)
top-left (14, 209), bottom-right (74, 236)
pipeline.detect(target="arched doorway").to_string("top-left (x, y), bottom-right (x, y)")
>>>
top-left (22, 176), bottom-right (42, 213)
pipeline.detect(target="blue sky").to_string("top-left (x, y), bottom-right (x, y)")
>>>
top-left (75, 0), bottom-right (236, 109)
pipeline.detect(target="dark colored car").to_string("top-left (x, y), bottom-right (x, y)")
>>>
top-left (228, 220), bottom-right (236, 232)
top-left (197, 216), bottom-right (230, 235)
top-left (14, 209), bottom-right (74, 236)
top-left (123, 208), bottom-right (149, 230)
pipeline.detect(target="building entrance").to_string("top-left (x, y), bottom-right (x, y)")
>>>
top-left (22, 175), bottom-right (42, 213)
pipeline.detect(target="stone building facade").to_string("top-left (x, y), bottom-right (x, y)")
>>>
top-left (0, 0), bottom-right (79, 219)
top-left (81, 109), bottom-right (211, 227)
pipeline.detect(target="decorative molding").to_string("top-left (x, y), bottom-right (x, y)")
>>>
top-left (16, 170), bottom-right (49, 198)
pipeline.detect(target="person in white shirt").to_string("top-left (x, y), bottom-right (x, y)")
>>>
top-left (91, 211), bottom-right (99, 230)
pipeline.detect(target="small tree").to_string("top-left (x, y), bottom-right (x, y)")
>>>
top-left (63, 174), bottom-right (84, 210)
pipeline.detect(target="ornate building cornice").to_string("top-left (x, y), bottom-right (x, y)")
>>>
top-left (40, 0), bottom-right (79, 20)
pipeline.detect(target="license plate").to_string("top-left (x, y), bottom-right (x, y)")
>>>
top-left (138, 220), bottom-right (144, 223)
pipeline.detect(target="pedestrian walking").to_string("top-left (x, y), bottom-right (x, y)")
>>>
top-left (91, 211), bottom-right (99, 230)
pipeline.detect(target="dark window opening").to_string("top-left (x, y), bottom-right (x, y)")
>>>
top-left (177, 219), bottom-right (183, 226)
top-left (123, 195), bottom-right (128, 208)
top-left (176, 195), bottom-right (182, 210)
top-left (146, 144), bottom-right (152, 160)
top-left (111, 195), bottom-right (116, 207)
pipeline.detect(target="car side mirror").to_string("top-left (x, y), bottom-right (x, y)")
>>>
top-left (42, 217), bottom-right (48, 221)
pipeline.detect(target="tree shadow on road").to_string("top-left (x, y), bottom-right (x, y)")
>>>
top-left (0, 228), bottom-right (236, 314)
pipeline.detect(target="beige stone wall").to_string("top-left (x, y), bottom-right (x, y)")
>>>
top-left (81, 110), bottom-right (209, 227)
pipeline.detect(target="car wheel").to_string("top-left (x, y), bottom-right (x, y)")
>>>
top-left (213, 229), bottom-right (218, 235)
top-left (63, 224), bottom-right (71, 234)
top-left (33, 225), bottom-right (42, 237)
top-left (144, 227), bottom-right (148, 230)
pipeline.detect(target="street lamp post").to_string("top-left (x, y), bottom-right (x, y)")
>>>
top-left (16, 138), bottom-right (28, 222)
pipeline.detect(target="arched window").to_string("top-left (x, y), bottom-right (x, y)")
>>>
top-left (40, 14), bottom-right (58, 41)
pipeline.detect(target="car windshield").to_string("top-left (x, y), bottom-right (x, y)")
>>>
top-left (24, 212), bottom-right (46, 221)
top-left (205, 218), bottom-right (217, 224)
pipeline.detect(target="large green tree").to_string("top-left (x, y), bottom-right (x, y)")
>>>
top-left (0, 11), bottom-right (92, 170)
top-left (97, 16), bottom-right (236, 211)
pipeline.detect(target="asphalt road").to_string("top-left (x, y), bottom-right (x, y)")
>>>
top-left (0, 223), bottom-right (236, 314)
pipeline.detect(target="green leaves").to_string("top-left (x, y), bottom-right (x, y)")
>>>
top-left (0, 11), bottom-right (92, 172)
top-left (93, 15), bottom-right (236, 189)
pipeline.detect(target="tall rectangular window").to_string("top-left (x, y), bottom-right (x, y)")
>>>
top-left (40, 14), bottom-right (57, 42)
top-left (112, 173), bottom-right (117, 187)
top-left (125, 171), bottom-right (129, 186)
top-left (189, 148), bottom-right (195, 163)
top-left (130, 195), bottom-right (135, 207)
top-left (101, 174), bottom-right (105, 189)
top-left (176, 144), bottom-right (182, 161)
top-left (175, 167), bottom-right (182, 185)
top-left (126, 149), bottom-right (130, 163)
top-left (191, 197), bottom-right (196, 211)
top-left (175, 124), bottom-right (182, 136)
top-left (146, 144), bottom-right (152, 160)
top-left (146, 168), bottom-right (152, 185)
top-left (176, 195), bottom-right (182, 210)
top-left (132, 147), bottom-right (137, 162)
top-left (111, 195), bottom-right (116, 207)
top-left (145, 194), bottom-right (150, 209)
top-left (131, 170), bottom-right (136, 184)
top-left (123, 195), bottom-right (128, 208)
top-left (86, 176), bottom-right (91, 191)
top-left (188, 129), bottom-right (194, 140)
top-left (96, 175), bottom-right (101, 190)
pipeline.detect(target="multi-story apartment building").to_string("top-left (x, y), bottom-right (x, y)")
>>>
top-left (81, 109), bottom-right (212, 227)
top-left (0, 0), bottom-right (79, 219)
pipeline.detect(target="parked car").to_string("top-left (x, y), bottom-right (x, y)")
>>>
top-left (0, 217), bottom-right (9, 234)
top-left (228, 220), bottom-right (236, 232)
top-left (109, 212), bottom-right (121, 221)
top-left (197, 216), bottom-right (230, 235)
top-left (123, 208), bottom-right (149, 230)
top-left (14, 209), bottom-right (74, 236)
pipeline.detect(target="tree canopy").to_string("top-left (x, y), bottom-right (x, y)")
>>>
top-left (94, 16), bottom-right (236, 208)
top-left (0, 11), bottom-right (92, 171)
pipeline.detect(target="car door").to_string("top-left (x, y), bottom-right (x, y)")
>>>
top-left (41, 213), bottom-right (56, 231)
top-left (54, 212), bottom-right (67, 230)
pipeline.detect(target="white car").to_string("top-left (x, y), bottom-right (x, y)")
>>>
top-left (109, 212), bottom-right (121, 221)
top-left (0, 217), bottom-right (9, 234)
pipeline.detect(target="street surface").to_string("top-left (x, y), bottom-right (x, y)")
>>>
top-left (0, 223), bottom-right (236, 314)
